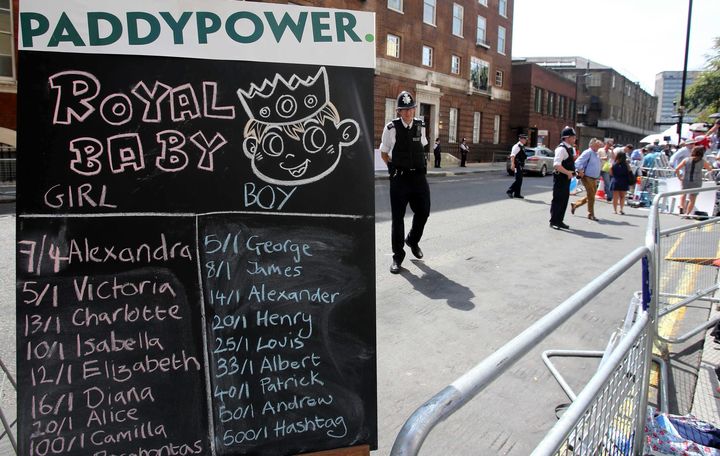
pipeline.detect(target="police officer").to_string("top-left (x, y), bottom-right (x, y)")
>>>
top-left (380, 91), bottom-right (430, 274)
top-left (506, 133), bottom-right (528, 198)
top-left (549, 126), bottom-right (577, 230)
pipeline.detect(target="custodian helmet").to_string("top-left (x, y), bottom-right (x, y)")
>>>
top-left (397, 91), bottom-right (417, 110)
top-left (561, 126), bottom-right (577, 138)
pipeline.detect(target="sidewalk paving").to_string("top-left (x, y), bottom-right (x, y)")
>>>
top-left (374, 161), bottom-right (506, 179)
top-left (690, 299), bottom-right (720, 426)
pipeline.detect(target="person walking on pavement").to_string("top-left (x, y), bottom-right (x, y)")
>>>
top-left (380, 90), bottom-right (430, 274)
top-left (459, 138), bottom-right (469, 167)
top-left (610, 151), bottom-right (633, 215)
top-left (433, 137), bottom-right (442, 168)
top-left (506, 133), bottom-right (528, 199)
top-left (570, 138), bottom-right (602, 220)
top-left (549, 126), bottom-right (577, 230)
top-left (598, 139), bottom-right (614, 202)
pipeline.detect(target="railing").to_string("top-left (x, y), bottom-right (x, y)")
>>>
top-left (0, 356), bottom-right (17, 453)
top-left (0, 146), bottom-right (16, 183)
top-left (650, 187), bottom-right (720, 345)
top-left (392, 185), bottom-right (719, 456)
top-left (390, 246), bottom-right (653, 456)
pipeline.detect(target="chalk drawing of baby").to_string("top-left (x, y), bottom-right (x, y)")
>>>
top-left (237, 67), bottom-right (360, 186)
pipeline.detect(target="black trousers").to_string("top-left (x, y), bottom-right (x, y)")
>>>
top-left (550, 173), bottom-right (570, 224)
top-left (460, 151), bottom-right (467, 167)
top-left (390, 172), bottom-right (431, 264)
top-left (507, 166), bottom-right (523, 196)
top-left (434, 152), bottom-right (441, 168)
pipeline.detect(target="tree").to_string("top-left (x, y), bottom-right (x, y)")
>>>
top-left (685, 36), bottom-right (720, 118)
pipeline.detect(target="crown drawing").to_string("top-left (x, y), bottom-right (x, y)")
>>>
top-left (238, 67), bottom-right (330, 125)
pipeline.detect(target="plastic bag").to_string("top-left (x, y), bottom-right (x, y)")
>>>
top-left (644, 406), bottom-right (720, 455)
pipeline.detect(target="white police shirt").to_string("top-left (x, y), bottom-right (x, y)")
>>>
top-left (380, 118), bottom-right (429, 159)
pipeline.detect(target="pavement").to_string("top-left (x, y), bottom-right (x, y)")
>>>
top-left (690, 297), bottom-right (720, 425)
top-left (374, 161), bottom-right (507, 179)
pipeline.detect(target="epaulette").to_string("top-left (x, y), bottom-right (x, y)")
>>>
top-left (386, 122), bottom-right (395, 130)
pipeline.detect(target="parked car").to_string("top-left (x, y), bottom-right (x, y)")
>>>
top-left (506, 146), bottom-right (555, 177)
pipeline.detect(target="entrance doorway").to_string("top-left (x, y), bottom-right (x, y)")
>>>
top-left (419, 103), bottom-right (433, 159)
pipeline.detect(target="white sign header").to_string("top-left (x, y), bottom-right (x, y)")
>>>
top-left (19, 0), bottom-right (376, 68)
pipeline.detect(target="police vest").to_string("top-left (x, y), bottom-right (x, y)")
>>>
top-left (390, 118), bottom-right (426, 169)
top-left (559, 144), bottom-right (575, 173)
top-left (516, 143), bottom-right (527, 168)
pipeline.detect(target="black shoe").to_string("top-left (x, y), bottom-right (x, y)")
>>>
top-left (550, 223), bottom-right (560, 230)
top-left (506, 191), bottom-right (513, 199)
top-left (558, 222), bottom-right (570, 229)
top-left (515, 195), bottom-right (524, 199)
top-left (390, 261), bottom-right (401, 274)
top-left (405, 237), bottom-right (424, 259)
top-left (570, 204), bottom-right (576, 215)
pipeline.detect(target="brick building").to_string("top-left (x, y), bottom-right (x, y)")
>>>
top-left (276, 0), bottom-right (515, 161)
top-left (2, 0), bottom-right (515, 160)
top-left (0, 0), bottom-right (17, 148)
top-left (523, 57), bottom-right (657, 149)
top-left (510, 61), bottom-right (576, 148)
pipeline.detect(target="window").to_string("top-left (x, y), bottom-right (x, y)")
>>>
top-left (451, 55), bottom-right (461, 75)
top-left (476, 16), bottom-right (487, 45)
top-left (587, 73), bottom-right (602, 87)
top-left (569, 99), bottom-right (576, 120)
top-left (449, 108), bottom-right (458, 143)
top-left (470, 57), bottom-right (489, 91)
top-left (385, 98), bottom-right (396, 124)
top-left (547, 92), bottom-right (555, 116)
top-left (611, 74), bottom-right (616, 89)
top-left (0, 0), bottom-right (12, 79)
top-left (472, 112), bottom-right (482, 143)
top-left (499, 0), bottom-right (507, 17)
top-left (423, 0), bottom-right (436, 25)
top-left (478, 0), bottom-right (488, 5)
top-left (386, 34), bottom-right (400, 58)
top-left (422, 45), bottom-right (433, 67)
top-left (497, 26), bottom-right (506, 55)
top-left (534, 87), bottom-right (543, 113)
top-left (558, 96), bottom-right (565, 118)
top-left (493, 115), bottom-right (501, 144)
top-left (495, 70), bottom-right (503, 87)
top-left (388, 0), bottom-right (403, 13)
top-left (452, 4), bottom-right (464, 37)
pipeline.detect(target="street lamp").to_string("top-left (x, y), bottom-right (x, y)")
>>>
top-left (677, 0), bottom-right (693, 139)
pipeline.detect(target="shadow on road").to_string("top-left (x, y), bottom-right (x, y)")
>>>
top-left (400, 259), bottom-right (476, 311)
top-left (560, 228), bottom-right (623, 240)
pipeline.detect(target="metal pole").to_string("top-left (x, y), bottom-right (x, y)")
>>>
top-left (677, 0), bottom-right (693, 138)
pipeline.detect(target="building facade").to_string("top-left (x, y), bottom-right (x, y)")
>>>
top-left (0, 0), bottom-right (17, 148)
top-left (0, 0), bottom-right (515, 160)
top-left (509, 61), bottom-right (576, 148)
top-left (654, 70), bottom-right (700, 125)
top-left (279, 0), bottom-right (515, 160)
top-left (522, 57), bottom-right (657, 149)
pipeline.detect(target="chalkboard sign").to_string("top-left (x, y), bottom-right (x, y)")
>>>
top-left (16, 1), bottom-right (377, 455)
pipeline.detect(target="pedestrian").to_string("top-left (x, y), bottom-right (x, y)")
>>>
top-left (380, 90), bottom-right (430, 274)
top-left (598, 139), bottom-right (614, 202)
top-left (506, 133), bottom-right (528, 199)
top-left (674, 145), bottom-right (714, 218)
top-left (433, 137), bottom-right (442, 168)
top-left (549, 126), bottom-right (577, 230)
top-left (610, 151), bottom-right (633, 215)
top-left (459, 137), bottom-right (469, 167)
top-left (570, 138), bottom-right (602, 221)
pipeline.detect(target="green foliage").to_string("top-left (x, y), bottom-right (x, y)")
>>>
top-left (685, 37), bottom-right (720, 117)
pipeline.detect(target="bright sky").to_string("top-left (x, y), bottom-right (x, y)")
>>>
top-left (511, 0), bottom-right (720, 95)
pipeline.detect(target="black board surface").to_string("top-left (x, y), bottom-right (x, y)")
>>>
top-left (17, 24), bottom-right (377, 456)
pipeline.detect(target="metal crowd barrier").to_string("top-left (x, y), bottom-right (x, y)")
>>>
top-left (390, 246), bottom-right (655, 456)
top-left (649, 187), bottom-right (720, 346)
top-left (0, 146), bottom-right (16, 183)
top-left (0, 356), bottom-right (17, 454)
top-left (392, 185), bottom-right (719, 455)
